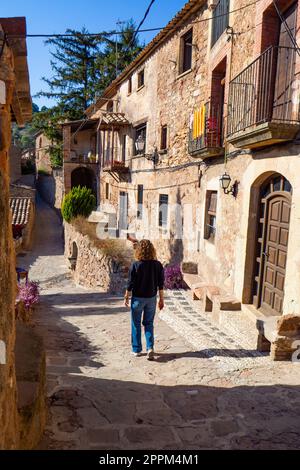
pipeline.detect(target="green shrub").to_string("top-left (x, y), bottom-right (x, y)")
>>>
top-left (61, 186), bottom-right (96, 223)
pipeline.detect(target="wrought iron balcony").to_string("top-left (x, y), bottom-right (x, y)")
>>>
top-left (227, 46), bottom-right (300, 149)
top-left (188, 101), bottom-right (224, 159)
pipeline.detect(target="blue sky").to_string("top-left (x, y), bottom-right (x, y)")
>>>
top-left (1, 0), bottom-right (187, 108)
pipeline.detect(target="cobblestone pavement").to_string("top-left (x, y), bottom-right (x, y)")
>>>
top-left (23, 199), bottom-right (300, 450)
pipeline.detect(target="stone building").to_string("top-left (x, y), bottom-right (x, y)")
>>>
top-left (0, 17), bottom-right (45, 449)
top-left (35, 131), bottom-right (51, 174)
top-left (63, 0), bottom-right (300, 359)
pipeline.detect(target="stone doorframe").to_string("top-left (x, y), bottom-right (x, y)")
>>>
top-left (242, 171), bottom-right (291, 306)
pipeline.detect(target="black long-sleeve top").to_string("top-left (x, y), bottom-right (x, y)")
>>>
top-left (127, 260), bottom-right (165, 298)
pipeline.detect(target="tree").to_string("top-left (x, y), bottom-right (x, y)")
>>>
top-left (95, 20), bottom-right (144, 93)
top-left (34, 22), bottom-right (143, 168)
top-left (12, 103), bottom-right (40, 151)
top-left (37, 28), bottom-right (103, 118)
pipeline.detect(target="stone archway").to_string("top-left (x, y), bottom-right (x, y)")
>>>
top-left (71, 167), bottom-right (97, 200)
top-left (243, 172), bottom-right (292, 316)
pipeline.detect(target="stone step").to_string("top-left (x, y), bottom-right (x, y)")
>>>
top-left (183, 273), bottom-right (205, 290)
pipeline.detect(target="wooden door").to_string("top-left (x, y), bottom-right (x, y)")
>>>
top-left (273, 2), bottom-right (297, 121)
top-left (253, 175), bottom-right (292, 316)
top-left (260, 195), bottom-right (291, 315)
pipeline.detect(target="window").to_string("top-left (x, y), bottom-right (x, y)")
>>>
top-left (137, 69), bottom-right (145, 89)
top-left (128, 76), bottom-right (132, 94)
top-left (204, 191), bottom-right (217, 240)
top-left (134, 123), bottom-right (147, 155)
top-left (159, 194), bottom-right (169, 228)
top-left (211, 0), bottom-right (230, 48)
top-left (180, 29), bottom-right (193, 74)
top-left (107, 100), bottom-right (114, 112)
top-left (137, 184), bottom-right (144, 220)
top-left (105, 183), bottom-right (110, 200)
top-left (122, 135), bottom-right (127, 162)
top-left (160, 125), bottom-right (168, 151)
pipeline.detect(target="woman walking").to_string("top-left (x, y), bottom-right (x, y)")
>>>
top-left (124, 239), bottom-right (164, 361)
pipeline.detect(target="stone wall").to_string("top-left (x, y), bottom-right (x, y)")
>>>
top-left (35, 133), bottom-right (52, 174)
top-left (0, 29), bottom-right (20, 449)
top-left (64, 222), bottom-right (130, 294)
top-left (37, 170), bottom-right (64, 209)
top-left (9, 145), bottom-right (22, 183)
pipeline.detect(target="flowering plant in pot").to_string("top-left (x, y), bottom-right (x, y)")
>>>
top-left (164, 264), bottom-right (185, 290)
top-left (17, 281), bottom-right (40, 309)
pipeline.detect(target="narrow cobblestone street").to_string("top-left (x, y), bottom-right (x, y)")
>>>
top-left (19, 199), bottom-right (300, 450)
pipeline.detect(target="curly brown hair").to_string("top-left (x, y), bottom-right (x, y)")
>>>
top-left (134, 239), bottom-right (157, 261)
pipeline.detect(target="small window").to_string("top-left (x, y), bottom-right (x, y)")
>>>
top-left (107, 100), bottom-right (114, 112)
top-left (211, 0), bottom-right (230, 48)
top-left (39, 137), bottom-right (42, 148)
top-left (122, 135), bottom-right (127, 162)
top-left (105, 183), bottom-right (110, 200)
top-left (160, 125), bottom-right (168, 151)
top-left (137, 184), bottom-right (144, 220)
top-left (137, 69), bottom-right (145, 89)
top-left (159, 194), bottom-right (169, 228)
top-left (204, 191), bottom-right (217, 240)
top-left (180, 29), bottom-right (193, 74)
top-left (128, 77), bottom-right (132, 95)
top-left (134, 123), bottom-right (147, 155)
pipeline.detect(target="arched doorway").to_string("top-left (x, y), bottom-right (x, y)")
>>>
top-left (250, 173), bottom-right (292, 316)
top-left (71, 167), bottom-right (97, 199)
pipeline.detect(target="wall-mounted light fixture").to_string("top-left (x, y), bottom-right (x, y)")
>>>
top-left (219, 172), bottom-right (239, 197)
top-left (135, 135), bottom-right (159, 165)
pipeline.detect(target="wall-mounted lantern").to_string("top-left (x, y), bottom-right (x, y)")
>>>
top-left (219, 172), bottom-right (238, 197)
top-left (135, 135), bottom-right (159, 165)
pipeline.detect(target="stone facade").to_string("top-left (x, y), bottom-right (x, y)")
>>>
top-left (35, 132), bottom-right (52, 174)
top-left (37, 169), bottom-right (64, 210)
top-left (0, 17), bottom-right (46, 448)
top-left (64, 222), bottom-right (129, 294)
top-left (62, 0), bottom-right (300, 359)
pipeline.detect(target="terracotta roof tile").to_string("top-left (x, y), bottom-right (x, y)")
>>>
top-left (9, 197), bottom-right (32, 226)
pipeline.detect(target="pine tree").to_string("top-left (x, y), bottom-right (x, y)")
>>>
top-left (96, 20), bottom-right (144, 93)
top-left (34, 21), bottom-right (143, 168)
top-left (37, 28), bottom-right (103, 119)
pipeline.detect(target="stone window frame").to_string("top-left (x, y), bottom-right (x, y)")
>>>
top-left (204, 190), bottom-right (218, 241)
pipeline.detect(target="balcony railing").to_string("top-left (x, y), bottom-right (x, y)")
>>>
top-left (66, 151), bottom-right (98, 164)
top-left (102, 147), bottom-right (130, 173)
top-left (188, 101), bottom-right (224, 158)
top-left (227, 46), bottom-right (299, 137)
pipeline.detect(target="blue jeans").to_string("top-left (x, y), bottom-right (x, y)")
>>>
top-left (131, 296), bottom-right (157, 353)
